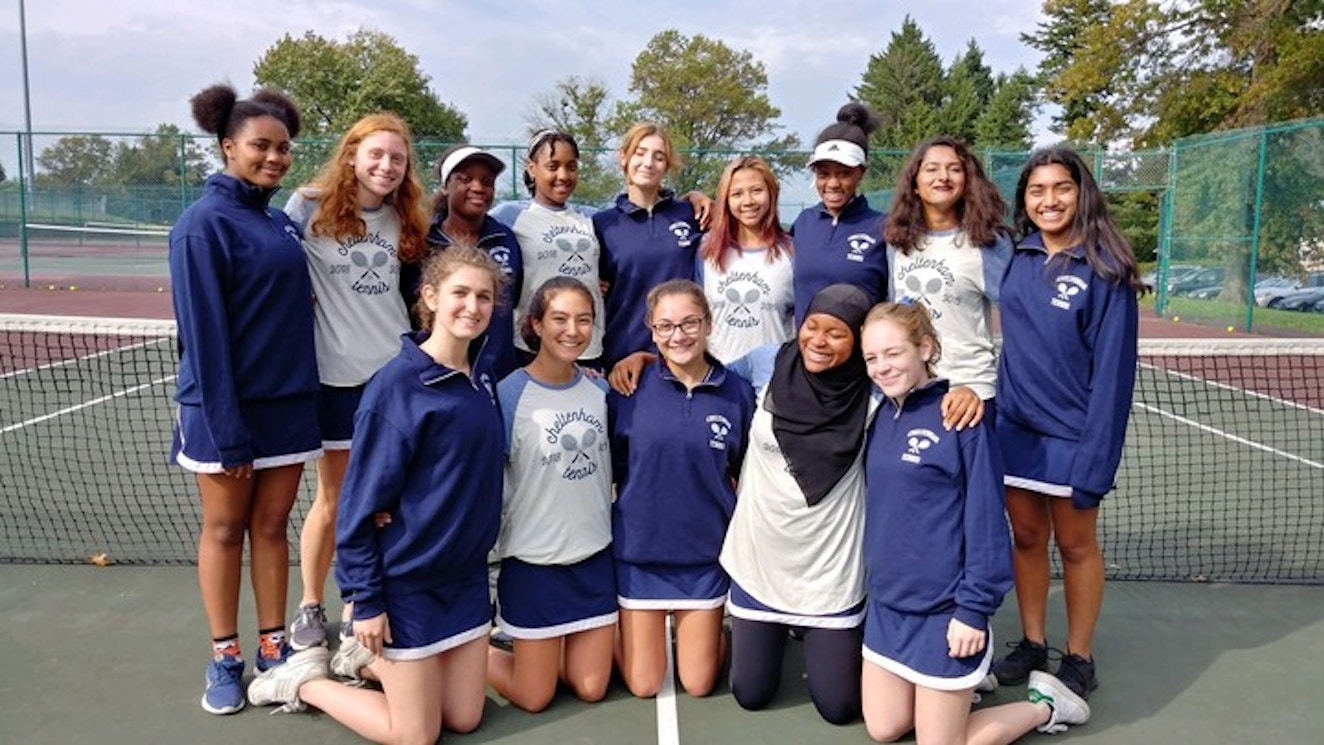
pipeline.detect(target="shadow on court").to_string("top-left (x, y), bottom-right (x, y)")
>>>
top-left (1, 565), bottom-right (1320, 744)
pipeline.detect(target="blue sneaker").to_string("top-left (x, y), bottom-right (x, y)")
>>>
top-left (201, 654), bottom-right (246, 715)
top-left (256, 637), bottom-right (292, 672)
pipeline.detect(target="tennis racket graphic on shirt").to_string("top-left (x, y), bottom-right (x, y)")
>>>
top-left (725, 287), bottom-right (761, 316)
top-left (351, 250), bottom-right (389, 281)
top-left (557, 237), bottom-right (589, 264)
top-left (561, 429), bottom-right (597, 465)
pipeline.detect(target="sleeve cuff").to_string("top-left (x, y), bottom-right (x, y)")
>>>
top-left (953, 606), bottom-right (989, 632)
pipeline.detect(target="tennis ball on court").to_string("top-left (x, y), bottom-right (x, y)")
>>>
top-left (47, 284), bottom-right (55, 290)
top-left (69, 285), bottom-right (77, 291)
top-left (1173, 316), bottom-right (1181, 322)
top-left (157, 286), bottom-right (164, 292)
top-left (1227, 326), bottom-right (1235, 333)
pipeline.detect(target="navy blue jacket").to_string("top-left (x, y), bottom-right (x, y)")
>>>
top-left (865, 380), bottom-right (1012, 632)
top-left (168, 173), bottom-right (318, 467)
top-left (335, 332), bottom-right (503, 621)
top-left (996, 232), bottom-right (1139, 505)
top-left (608, 357), bottom-right (754, 566)
top-left (789, 194), bottom-right (887, 325)
top-left (594, 191), bottom-right (700, 368)
top-left (396, 214), bottom-right (525, 380)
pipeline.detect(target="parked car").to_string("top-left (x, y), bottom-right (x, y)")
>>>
top-left (1268, 285), bottom-right (1324, 311)
top-left (1187, 284), bottom-right (1224, 300)
top-left (1168, 266), bottom-right (1225, 296)
top-left (1254, 276), bottom-right (1301, 306)
top-left (1142, 263), bottom-right (1200, 291)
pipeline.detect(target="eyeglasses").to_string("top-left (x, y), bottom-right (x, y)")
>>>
top-left (649, 316), bottom-right (707, 337)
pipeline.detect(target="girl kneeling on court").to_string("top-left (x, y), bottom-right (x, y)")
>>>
top-left (859, 301), bottom-right (1089, 743)
top-left (247, 247), bottom-right (506, 744)
top-left (609, 280), bottom-right (756, 698)
top-left (487, 276), bottom-right (617, 712)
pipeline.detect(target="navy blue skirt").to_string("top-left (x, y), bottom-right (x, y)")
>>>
top-left (496, 548), bottom-right (618, 638)
top-left (861, 599), bottom-right (992, 690)
top-left (616, 560), bottom-right (727, 610)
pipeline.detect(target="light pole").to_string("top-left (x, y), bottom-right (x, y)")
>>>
top-left (19, 0), bottom-right (35, 194)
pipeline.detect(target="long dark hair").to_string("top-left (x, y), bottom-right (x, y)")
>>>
top-left (885, 136), bottom-right (1008, 254)
top-left (1014, 146), bottom-right (1145, 293)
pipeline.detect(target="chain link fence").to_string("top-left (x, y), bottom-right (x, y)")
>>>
top-left (3, 120), bottom-right (1322, 332)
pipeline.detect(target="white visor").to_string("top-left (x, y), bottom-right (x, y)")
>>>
top-left (808, 139), bottom-right (867, 169)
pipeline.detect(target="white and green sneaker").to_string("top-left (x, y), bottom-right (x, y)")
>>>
top-left (1028, 670), bottom-right (1091, 734)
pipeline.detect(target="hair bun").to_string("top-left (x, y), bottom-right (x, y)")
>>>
top-left (189, 84), bottom-right (239, 135)
top-left (836, 102), bottom-right (880, 136)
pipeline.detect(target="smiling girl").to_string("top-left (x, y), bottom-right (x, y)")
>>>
top-left (283, 112), bottom-right (430, 653)
top-left (249, 247), bottom-right (507, 744)
top-left (487, 277), bottom-right (617, 712)
top-left (169, 83), bottom-right (316, 715)
top-left (593, 123), bottom-right (704, 370)
top-left (859, 301), bottom-right (1090, 743)
top-left (699, 156), bottom-right (795, 362)
top-left (608, 280), bottom-right (755, 699)
top-left (988, 146), bottom-right (1144, 704)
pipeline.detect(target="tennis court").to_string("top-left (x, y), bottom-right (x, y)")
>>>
top-left (2, 313), bottom-right (1322, 742)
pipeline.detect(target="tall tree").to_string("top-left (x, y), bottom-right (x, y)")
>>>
top-left (973, 70), bottom-right (1038, 151)
top-left (253, 29), bottom-right (468, 140)
top-left (855, 15), bottom-right (946, 157)
top-left (1021, 0), bottom-right (1113, 138)
top-left (526, 76), bottom-right (619, 205)
top-left (36, 135), bottom-right (114, 186)
top-left (1026, 0), bottom-right (1324, 145)
top-left (112, 124), bottom-right (211, 186)
top-left (615, 29), bottom-right (800, 194)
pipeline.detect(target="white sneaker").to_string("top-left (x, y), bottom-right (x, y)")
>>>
top-left (331, 635), bottom-right (376, 682)
top-left (247, 646), bottom-right (330, 712)
top-left (1028, 670), bottom-right (1091, 734)
top-left (975, 673), bottom-right (998, 693)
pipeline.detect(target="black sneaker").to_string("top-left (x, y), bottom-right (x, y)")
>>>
top-left (991, 638), bottom-right (1049, 687)
top-left (1055, 653), bottom-right (1098, 700)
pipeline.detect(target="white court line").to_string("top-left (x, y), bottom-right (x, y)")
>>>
top-left (1, 338), bottom-right (168, 380)
top-left (1141, 362), bottom-right (1324, 417)
top-left (0, 375), bottom-right (176, 435)
top-left (656, 612), bottom-right (679, 745)
top-left (1134, 402), bottom-right (1324, 471)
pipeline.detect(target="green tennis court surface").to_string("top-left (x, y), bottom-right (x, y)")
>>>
top-left (2, 565), bottom-right (1320, 743)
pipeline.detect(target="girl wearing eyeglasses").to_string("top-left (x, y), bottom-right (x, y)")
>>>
top-left (607, 279), bottom-right (755, 699)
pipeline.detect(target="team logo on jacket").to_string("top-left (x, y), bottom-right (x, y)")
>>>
top-left (846, 234), bottom-right (877, 263)
top-left (902, 428), bottom-right (940, 464)
top-left (542, 408), bottom-right (606, 480)
top-left (488, 246), bottom-right (514, 276)
top-left (1052, 275), bottom-right (1088, 310)
top-left (707, 414), bottom-right (732, 450)
top-left (283, 224), bottom-right (301, 244)
top-left (669, 221), bottom-right (695, 248)
top-left (479, 372), bottom-right (496, 404)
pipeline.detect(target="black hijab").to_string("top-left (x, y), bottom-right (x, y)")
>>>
top-left (765, 284), bottom-right (873, 506)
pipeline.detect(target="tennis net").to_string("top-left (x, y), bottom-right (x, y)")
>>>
top-left (2, 314), bottom-right (1322, 583)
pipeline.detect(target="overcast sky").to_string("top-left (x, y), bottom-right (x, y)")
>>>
top-left (0, 0), bottom-right (1052, 200)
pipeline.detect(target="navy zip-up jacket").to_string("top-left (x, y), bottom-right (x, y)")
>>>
top-left (865, 379), bottom-right (1012, 632)
top-left (594, 191), bottom-right (701, 368)
top-left (168, 173), bottom-right (318, 467)
top-left (789, 194), bottom-right (887, 326)
top-left (608, 356), bottom-right (754, 566)
top-left (401, 214), bottom-right (525, 379)
top-left (996, 232), bottom-right (1139, 506)
top-left (335, 332), bottom-right (503, 621)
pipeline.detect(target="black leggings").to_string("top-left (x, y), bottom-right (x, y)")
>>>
top-left (728, 617), bottom-right (862, 725)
